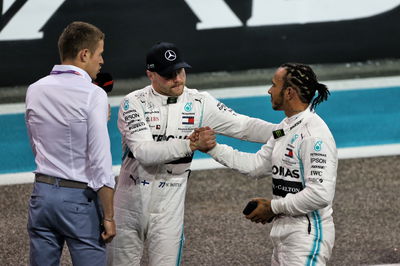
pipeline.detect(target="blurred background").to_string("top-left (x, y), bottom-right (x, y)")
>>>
top-left (1, 0), bottom-right (400, 98)
top-left (1, 1), bottom-right (400, 265)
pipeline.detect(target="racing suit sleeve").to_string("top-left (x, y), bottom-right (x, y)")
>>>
top-left (118, 96), bottom-right (192, 166)
top-left (207, 140), bottom-right (274, 177)
top-left (202, 92), bottom-right (277, 143)
top-left (271, 137), bottom-right (338, 216)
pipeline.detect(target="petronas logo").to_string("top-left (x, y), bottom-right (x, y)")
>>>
top-left (184, 102), bottom-right (193, 112)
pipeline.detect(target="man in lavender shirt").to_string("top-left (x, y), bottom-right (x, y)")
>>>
top-left (25, 21), bottom-right (115, 266)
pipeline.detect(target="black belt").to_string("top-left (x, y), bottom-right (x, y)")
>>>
top-left (35, 174), bottom-right (88, 189)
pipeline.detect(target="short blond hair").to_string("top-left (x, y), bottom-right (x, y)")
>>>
top-left (58, 21), bottom-right (104, 61)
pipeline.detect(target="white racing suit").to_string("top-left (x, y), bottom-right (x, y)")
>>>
top-left (107, 86), bottom-right (276, 266)
top-left (208, 107), bottom-right (337, 266)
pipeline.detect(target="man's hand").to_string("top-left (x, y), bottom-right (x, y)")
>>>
top-left (101, 218), bottom-right (116, 243)
top-left (97, 186), bottom-right (116, 243)
top-left (189, 126), bottom-right (216, 152)
top-left (244, 198), bottom-right (276, 224)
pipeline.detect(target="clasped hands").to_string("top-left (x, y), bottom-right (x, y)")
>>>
top-left (189, 126), bottom-right (216, 152)
top-left (189, 128), bottom-right (276, 224)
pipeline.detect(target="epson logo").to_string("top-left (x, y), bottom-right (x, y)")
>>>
top-left (311, 158), bottom-right (327, 164)
top-left (124, 113), bottom-right (140, 121)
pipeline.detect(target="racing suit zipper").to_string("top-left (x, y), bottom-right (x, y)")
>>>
top-left (306, 214), bottom-right (311, 234)
top-left (158, 106), bottom-right (169, 171)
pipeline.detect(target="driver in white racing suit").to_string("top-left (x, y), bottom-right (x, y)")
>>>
top-left (196, 63), bottom-right (337, 266)
top-left (107, 42), bottom-right (277, 266)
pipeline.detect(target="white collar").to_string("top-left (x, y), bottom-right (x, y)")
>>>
top-left (273, 107), bottom-right (313, 139)
top-left (151, 86), bottom-right (184, 105)
top-left (51, 65), bottom-right (92, 82)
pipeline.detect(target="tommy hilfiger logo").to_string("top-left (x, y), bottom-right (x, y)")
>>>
top-left (182, 116), bottom-right (194, 124)
top-left (285, 148), bottom-right (293, 158)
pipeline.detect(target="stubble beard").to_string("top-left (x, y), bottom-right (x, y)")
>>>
top-left (271, 96), bottom-right (284, 111)
top-left (170, 83), bottom-right (184, 96)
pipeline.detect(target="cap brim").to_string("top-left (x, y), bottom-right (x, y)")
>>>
top-left (157, 62), bottom-right (192, 76)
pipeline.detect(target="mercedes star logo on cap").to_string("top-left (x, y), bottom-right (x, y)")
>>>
top-left (164, 50), bottom-right (177, 61)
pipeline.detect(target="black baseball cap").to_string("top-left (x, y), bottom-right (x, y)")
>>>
top-left (146, 42), bottom-right (191, 77)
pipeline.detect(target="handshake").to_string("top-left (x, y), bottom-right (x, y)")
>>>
top-left (188, 126), bottom-right (216, 153)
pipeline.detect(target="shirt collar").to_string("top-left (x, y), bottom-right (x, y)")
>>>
top-left (51, 65), bottom-right (93, 82)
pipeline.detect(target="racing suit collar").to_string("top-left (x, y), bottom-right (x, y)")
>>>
top-left (286, 106), bottom-right (310, 124)
top-left (150, 86), bottom-right (185, 105)
top-left (273, 106), bottom-right (313, 139)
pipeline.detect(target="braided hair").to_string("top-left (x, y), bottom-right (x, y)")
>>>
top-left (280, 63), bottom-right (330, 110)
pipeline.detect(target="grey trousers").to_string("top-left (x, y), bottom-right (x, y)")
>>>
top-left (28, 181), bottom-right (105, 266)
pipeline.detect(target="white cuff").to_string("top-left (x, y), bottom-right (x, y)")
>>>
top-left (271, 198), bottom-right (285, 215)
top-left (207, 144), bottom-right (221, 157)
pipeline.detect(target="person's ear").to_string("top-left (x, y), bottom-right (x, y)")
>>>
top-left (79, 49), bottom-right (90, 63)
top-left (286, 86), bottom-right (296, 100)
top-left (146, 70), bottom-right (153, 79)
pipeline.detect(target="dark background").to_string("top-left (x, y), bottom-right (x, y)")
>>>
top-left (1, 0), bottom-right (400, 87)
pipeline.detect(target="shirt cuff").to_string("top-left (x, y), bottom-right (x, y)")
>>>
top-left (271, 198), bottom-right (285, 215)
top-left (184, 139), bottom-right (193, 156)
top-left (88, 174), bottom-right (116, 191)
top-left (207, 144), bottom-right (221, 157)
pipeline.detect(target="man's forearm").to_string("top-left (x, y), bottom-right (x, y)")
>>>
top-left (97, 185), bottom-right (114, 220)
